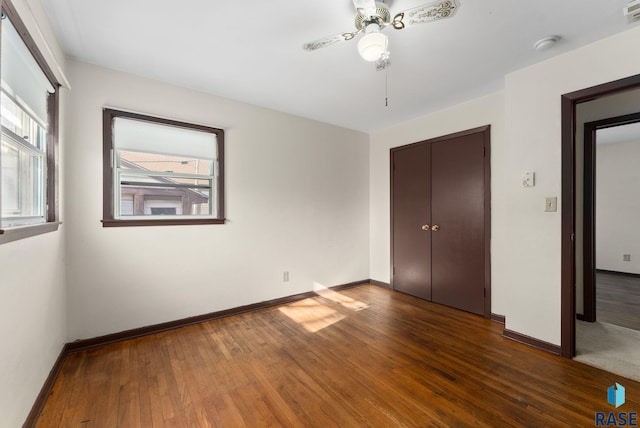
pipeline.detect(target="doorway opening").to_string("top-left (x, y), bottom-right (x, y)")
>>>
top-left (582, 114), bottom-right (640, 330)
top-left (561, 74), bottom-right (640, 358)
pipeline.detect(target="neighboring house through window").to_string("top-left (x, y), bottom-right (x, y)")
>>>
top-left (0, 4), bottom-right (60, 242)
top-left (102, 108), bottom-right (225, 227)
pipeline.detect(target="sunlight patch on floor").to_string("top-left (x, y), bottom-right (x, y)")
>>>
top-left (278, 299), bottom-right (345, 333)
top-left (313, 282), bottom-right (370, 311)
top-left (316, 288), bottom-right (370, 311)
top-left (279, 284), bottom-right (370, 333)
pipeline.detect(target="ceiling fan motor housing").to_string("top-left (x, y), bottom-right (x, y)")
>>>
top-left (354, 3), bottom-right (391, 29)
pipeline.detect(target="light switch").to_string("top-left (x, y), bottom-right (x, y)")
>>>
top-left (522, 172), bottom-right (535, 187)
top-left (545, 196), bottom-right (557, 212)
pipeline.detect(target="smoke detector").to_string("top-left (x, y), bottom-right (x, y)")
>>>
top-left (624, 0), bottom-right (640, 23)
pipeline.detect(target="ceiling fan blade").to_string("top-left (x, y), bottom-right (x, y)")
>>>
top-left (303, 30), bottom-right (361, 51)
top-left (391, 0), bottom-right (458, 30)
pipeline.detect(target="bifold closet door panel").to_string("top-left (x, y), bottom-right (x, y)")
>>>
top-left (392, 143), bottom-right (431, 300)
top-left (430, 133), bottom-right (485, 315)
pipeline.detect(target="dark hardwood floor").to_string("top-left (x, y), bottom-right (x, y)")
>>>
top-left (597, 271), bottom-right (640, 331)
top-left (37, 285), bottom-right (639, 427)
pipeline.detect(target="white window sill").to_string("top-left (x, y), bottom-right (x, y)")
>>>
top-left (0, 222), bottom-right (61, 244)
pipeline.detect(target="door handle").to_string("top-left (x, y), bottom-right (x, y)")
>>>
top-left (431, 225), bottom-right (440, 232)
top-left (421, 224), bottom-right (430, 231)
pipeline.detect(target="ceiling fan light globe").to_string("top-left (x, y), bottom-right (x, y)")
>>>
top-left (357, 32), bottom-right (388, 61)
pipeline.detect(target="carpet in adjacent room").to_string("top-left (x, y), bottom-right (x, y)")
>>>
top-left (575, 320), bottom-right (640, 382)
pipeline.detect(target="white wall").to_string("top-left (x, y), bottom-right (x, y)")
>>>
top-left (0, 233), bottom-right (67, 426)
top-left (596, 139), bottom-right (640, 274)
top-left (369, 91), bottom-right (507, 315)
top-left (369, 24), bottom-right (640, 346)
top-left (503, 25), bottom-right (640, 345)
top-left (64, 60), bottom-right (370, 340)
top-left (0, 1), bottom-right (68, 426)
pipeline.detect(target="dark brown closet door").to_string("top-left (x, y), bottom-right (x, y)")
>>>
top-left (430, 132), bottom-right (486, 315)
top-left (391, 143), bottom-right (431, 300)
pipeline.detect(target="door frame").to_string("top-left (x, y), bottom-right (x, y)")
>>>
top-left (560, 73), bottom-right (640, 358)
top-left (582, 112), bottom-right (640, 322)
top-left (390, 125), bottom-right (492, 318)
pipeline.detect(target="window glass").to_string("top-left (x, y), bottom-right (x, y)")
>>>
top-left (119, 151), bottom-right (213, 175)
top-left (0, 15), bottom-right (55, 229)
top-left (1, 137), bottom-right (44, 220)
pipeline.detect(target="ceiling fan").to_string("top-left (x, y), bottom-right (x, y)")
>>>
top-left (303, 0), bottom-right (459, 71)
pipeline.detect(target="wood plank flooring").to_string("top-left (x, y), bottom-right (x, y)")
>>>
top-left (597, 271), bottom-right (640, 331)
top-left (37, 285), bottom-right (640, 427)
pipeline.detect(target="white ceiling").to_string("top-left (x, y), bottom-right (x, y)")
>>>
top-left (41, 0), bottom-right (638, 132)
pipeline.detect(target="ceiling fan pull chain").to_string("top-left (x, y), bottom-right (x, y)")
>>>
top-left (385, 67), bottom-right (389, 107)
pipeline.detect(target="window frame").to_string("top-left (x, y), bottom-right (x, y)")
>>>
top-left (102, 108), bottom-right (225, 227)
top-left (0, 1), bottom-right (61, 243)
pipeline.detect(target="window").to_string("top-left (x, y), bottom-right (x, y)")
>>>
top-left (0, 5), bottom-right (60, 241)
top-left (102, 109), bottom-right (225, 227)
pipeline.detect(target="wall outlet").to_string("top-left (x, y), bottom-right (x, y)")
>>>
top-left (623, 254), bottom-right (631, 262)
top-left (283, 271), bottom-right (290, 282)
